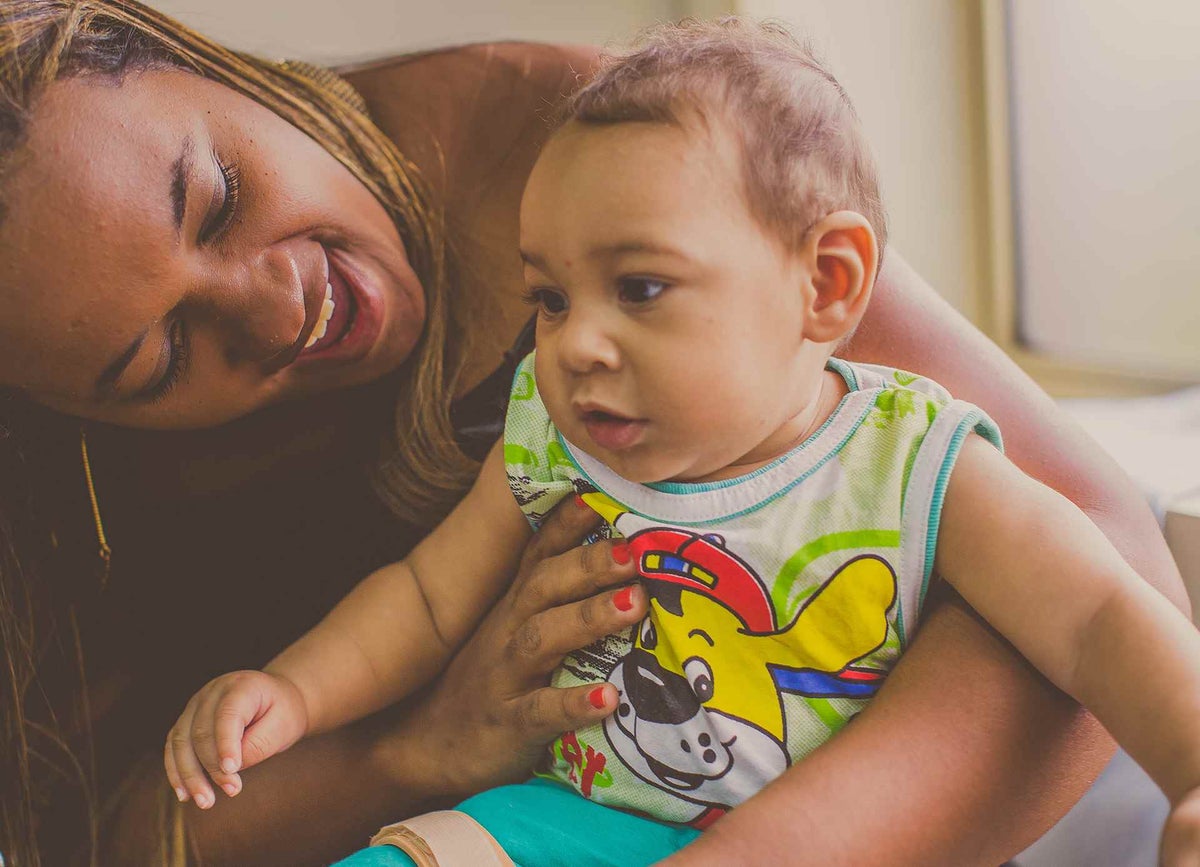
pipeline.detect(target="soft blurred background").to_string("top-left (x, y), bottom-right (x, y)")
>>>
top-left (151, 1), bottom-right (1200, 863)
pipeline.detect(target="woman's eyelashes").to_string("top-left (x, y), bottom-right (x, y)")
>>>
top-left (198, 153), bottom-right (242, 244)
top-left (144, 319), bottom-right (190, 404)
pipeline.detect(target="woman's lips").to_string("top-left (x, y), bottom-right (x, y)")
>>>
top-left (295, 247), bottom-right (384, 367)
top-left (582, 410), bottom-right (647, 451)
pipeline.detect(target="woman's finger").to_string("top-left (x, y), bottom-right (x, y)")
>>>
top-left (509, 682), bottom-right (621, 744)
top-left (505, 583), bottom-right (647, 681)
top-left (510, 537), bottom-right (637, 622)
top-left (515, 494), bottom-right (600, 577)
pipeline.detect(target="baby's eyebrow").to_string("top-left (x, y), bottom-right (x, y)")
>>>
top-left (170, 133), bottom-right (196, 240)
top-left (519, 249), bottom-right (546, 269)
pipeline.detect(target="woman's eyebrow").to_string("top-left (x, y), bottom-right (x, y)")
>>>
top-left (170, 133), bottom-right (196, 239)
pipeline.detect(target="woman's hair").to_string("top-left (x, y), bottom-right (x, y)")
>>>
top-left (0, 1), bottom-right (479, 863)
top-left (563, 17), bottom-right (887, 264)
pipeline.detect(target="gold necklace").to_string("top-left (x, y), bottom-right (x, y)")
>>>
top-left (80, 429), bottom-right (112, 589)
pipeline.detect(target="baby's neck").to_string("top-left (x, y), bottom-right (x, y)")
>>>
top-left (680, 366), bottom-right (849, 485)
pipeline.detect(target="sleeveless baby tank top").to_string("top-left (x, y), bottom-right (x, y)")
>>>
top-left (503, 353), bottom-right (1002, 827)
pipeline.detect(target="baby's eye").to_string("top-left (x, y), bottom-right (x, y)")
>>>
top-left (617, 277), bottom-right (668, 305)
top-left (525, 288), bottom-right (568, 316)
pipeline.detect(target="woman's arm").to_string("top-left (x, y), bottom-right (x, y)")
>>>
top-left (103, 499), bottom-right (646, 867)
top-left (662, 251), bottom-right (1186, 866)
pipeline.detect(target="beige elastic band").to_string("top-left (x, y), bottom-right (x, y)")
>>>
top-left (370, 810), bottom-right (514, 867)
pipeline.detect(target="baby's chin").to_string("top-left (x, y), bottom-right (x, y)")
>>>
top-left (591, 445), bottom-right (721, 487)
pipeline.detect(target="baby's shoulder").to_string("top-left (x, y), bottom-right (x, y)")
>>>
top-left (831, 358), bottom-right (953, 405)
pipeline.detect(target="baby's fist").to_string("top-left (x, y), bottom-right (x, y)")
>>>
top-left (164, 669), bottom-right (308, 809)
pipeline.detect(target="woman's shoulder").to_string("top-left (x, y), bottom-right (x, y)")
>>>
top-left (338, 41), bottom-right (600, 84)
top-left (338, 41), bottom-right (600, 160)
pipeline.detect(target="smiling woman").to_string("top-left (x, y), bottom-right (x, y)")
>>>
top-left (0, 69), bottom-right (424, 429)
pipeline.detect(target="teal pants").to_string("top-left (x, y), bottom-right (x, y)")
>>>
top-left (332, 778), bottom-right (700, 867)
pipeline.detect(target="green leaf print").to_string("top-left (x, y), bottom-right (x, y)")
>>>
top-left (512, 371), bottom-right (536, 401)
top-left (505, 444), bottom-right (538, 469)
top-left (546, 440), bottom-right (573, 473)
top-left (772, 529), bottom-right (901, 617)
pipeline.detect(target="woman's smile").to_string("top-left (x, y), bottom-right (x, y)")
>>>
top-left (294, 246), bottom-right (386, 368)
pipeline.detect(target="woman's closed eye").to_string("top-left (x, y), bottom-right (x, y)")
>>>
top-left (142, 318), bottom-right (190, 404)
top-left (199, 153), bottom-right (242, 244)
top-left (617, 276), bottom-right (668, 305)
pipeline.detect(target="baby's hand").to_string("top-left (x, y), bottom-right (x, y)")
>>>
top-left (1162, 787), bottom-right (1200, 866)
top-left (164, 669), bottom-right (308, 809)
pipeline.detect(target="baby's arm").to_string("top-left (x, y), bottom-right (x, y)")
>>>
top-left (937, 435), bottom-right (1200, 817)
top-left (165, 440), bottom-right (531, 808)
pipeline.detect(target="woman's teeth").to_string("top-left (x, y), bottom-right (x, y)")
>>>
top-left (304, 283), bottom-right (335, 349)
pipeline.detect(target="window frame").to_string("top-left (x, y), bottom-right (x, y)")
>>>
top-left (977, 0), bottom-right (1197, 397)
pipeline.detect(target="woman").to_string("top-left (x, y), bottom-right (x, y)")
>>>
top-left (0, 2), bottom-right (1184, 866)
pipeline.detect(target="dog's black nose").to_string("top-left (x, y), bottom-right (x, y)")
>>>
top-left (623, 647), bottom-right (701, 724)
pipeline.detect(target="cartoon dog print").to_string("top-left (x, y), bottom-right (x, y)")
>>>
top-left (580, 492), bottom-right (897, 824)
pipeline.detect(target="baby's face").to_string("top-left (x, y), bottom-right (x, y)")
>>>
top-left (519, 121), bottom-right (826, 484)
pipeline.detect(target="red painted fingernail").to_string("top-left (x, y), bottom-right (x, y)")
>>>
top-left (613, 586), bottom-right (635, 611)
top-left (611, 543), bottom-right (631, 565)
top-left (573, 494), bottom-right (589, 509)
top-left (588, 686), bottom-right (608, 709)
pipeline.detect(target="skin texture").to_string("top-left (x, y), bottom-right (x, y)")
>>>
top-left (0, 41), bottom-right (1183, 866)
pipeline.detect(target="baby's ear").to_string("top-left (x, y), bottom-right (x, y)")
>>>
top-left (800, 211), bottom-right (878, 344)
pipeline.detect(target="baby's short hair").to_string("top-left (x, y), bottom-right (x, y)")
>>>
top-left (563, 17), bottom-right (887, 266)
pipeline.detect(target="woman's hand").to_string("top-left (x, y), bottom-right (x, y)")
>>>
top-left (380, 494), bottom-right (647, 799)
top-left (165, 669), bottom-right (309, 809)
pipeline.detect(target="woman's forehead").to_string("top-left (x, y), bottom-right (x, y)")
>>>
top-left (8, 70), bottom-right (202, 232)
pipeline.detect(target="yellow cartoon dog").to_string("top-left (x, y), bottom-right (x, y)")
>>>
top-left (584, 494), bottom-right (896, 823)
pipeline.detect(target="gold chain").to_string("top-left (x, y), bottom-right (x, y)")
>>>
top-left (80, 429), bottom-right (112, 588)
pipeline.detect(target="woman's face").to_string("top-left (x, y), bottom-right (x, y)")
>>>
top-left (0, 67), bottom-right (426, 429)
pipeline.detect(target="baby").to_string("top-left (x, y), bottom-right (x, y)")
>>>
top-left (166, 18), bottom-right (1200, 866)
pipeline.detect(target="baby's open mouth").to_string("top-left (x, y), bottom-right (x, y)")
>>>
top-left (581, 408), bottom-right (647, 451)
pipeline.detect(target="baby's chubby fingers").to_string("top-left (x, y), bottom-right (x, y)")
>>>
top-left (188, 679), bottom-right (248, 799)
top-left (163, 734), bottom-right (188, 804)
top-left (165, 701), bottom-right (216, 809)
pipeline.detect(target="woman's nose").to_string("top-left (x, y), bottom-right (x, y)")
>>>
top-left (206, 245), bottom-right (307, 367)
top-left (555, 308), bottom-right (622, 374)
